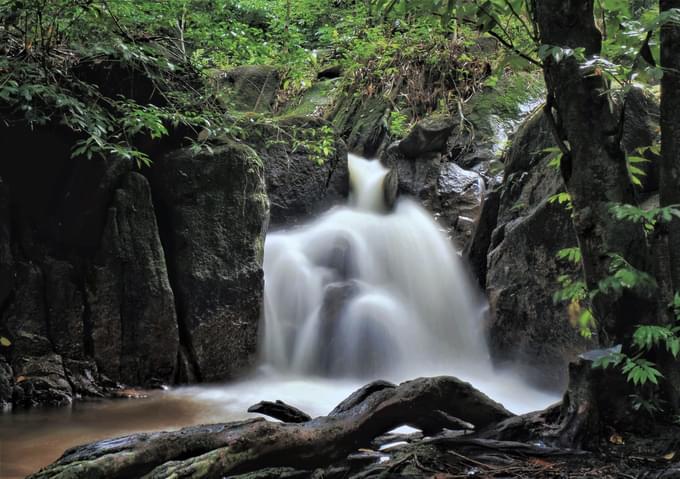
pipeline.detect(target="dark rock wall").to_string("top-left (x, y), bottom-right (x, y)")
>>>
top-left (0, 127), bottom-right (271, 408)
top-left (468, 88), bottom-right (660, 391)
top-left (150, 141), bottom-right (269, 382)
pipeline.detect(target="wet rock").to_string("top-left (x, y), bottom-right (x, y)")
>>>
top-left (383, 143), bottom-right (483, 247)
top-left (437, 162), bottom-right (485, 245)
top-left (64, 358), bottom-right (105, 398)
top-left (12, 352), bottom-right (72, 408)
top-left (248, 116), bottom-right (349, 227)
top-left (398, 115), bottom-right (457, 159)
top-left (221, 65), bottom-right (280, 112)
top-left (150, 140), bottom-right (269, 382)
top-left (465, 189), bottom-right (500, 290)
top-left (89, 172), bottom-right (178, 386)
top-left (383, 144), bottom-right (441, 205)
top-left (479, 88), bottom-right (662, 390)
top-left (0, 356), bottom-right (13, 409)
top-left (484, 110), bottom-right (590, 390)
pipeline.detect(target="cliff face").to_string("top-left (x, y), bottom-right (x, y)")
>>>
top-left (0, 123), bottom-right (271, 408)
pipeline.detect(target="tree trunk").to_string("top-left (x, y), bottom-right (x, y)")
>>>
top-left (534, 0), bottom-right (653, 345)
top-left (658, 0), bottom-right (680, 412)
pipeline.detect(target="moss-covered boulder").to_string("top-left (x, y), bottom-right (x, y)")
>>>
top-left (220, 65), bottom-right (280, 112)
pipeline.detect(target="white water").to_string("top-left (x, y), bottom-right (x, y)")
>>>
top-left (253, 154), bottom-right (559, 414)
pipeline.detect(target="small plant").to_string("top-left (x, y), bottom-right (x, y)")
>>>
top-left (388, 110), bottom-right (410, 139)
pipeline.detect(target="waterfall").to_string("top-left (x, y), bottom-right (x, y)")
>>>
top-left (262, 154), bottom-right (492, 381)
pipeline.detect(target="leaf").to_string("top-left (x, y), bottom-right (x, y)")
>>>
top-left (609, 433), bottom-right (625, 445)
top-left (0, 336), bottom-right (10, 347)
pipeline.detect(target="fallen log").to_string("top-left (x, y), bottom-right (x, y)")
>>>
top-left (29, 376), bottom-right (513, 479)
top-left (247, 400), bottom-right (312, 423)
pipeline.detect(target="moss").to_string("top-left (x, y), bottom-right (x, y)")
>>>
top-left (468, 71), bottom-right (545, 122)
top-left (281, 79), bottom-right (340, 117)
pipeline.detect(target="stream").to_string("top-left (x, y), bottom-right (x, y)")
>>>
top-left (0, 155), bottom-right (559, 478)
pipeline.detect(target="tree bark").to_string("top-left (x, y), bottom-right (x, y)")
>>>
top-left (30, 376), bottom-right (513, 479)
top-left (534, 0), bottom-right (653, 345)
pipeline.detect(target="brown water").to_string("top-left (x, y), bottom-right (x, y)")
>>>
top-left (0, 391), bottom-right (247, 478)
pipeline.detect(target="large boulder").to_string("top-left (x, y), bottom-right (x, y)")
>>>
top-left (484, 111), bottom-right (591, 390)
top-left (475, 87), bottom-right (660, 390)
top-left (150, 140), bottom-right (269, 382)
top-left (247, 116), bottom-right (349, 227)
top-left (220, 65), bottom-right (280, 112)
top-left (88, 172), bottom-right (179, 386)
top-left (382, 143), bottom-right (484, 247)
top-left (398, 115), bottom-right (457, 159)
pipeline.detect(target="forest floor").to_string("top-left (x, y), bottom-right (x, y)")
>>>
top-left (356, 425), bottom-right (680, 479)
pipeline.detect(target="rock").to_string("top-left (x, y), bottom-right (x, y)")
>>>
top-left (0, 355), bottom-right (13, 410)
top-left (478, 88), bottom-right (662, 390)
top-left (54, 156), bottom-right (132, 252)
top-left (398, 115), bottom-right (457, 159)
top-left (4, 262), bottom-right (49, 341)
top-left (282, 79), bottom-right (340, 117)
top-left (383, 143), bottom-right (483, 247)
top-left (64, 358), bottom-right (105, 398)
top-left (89, 172), bottom-right (178, 386)
top-left (0, 179), bottom-right (11, 308)
top-left (221, 65), bottom-right (280, 112)
top-left (44, 259), bottom-right (85, 359)
top-left (436, 162), bottom-right (485, 246)
top-left (331, 94), bottom-right (390, 157)
top-left (317, 65), bottom-right (342, 80)
top-left (464, 189), bottom-right (500, 290)
top-left (150, 140), bottom-right (269, 382)
top-left (249, 116), bottom-right (349, 227)
top-left (454, 72), bottom-right (545, 175)
top-left (484, 110), bottom-right (591, 390)
top-left (12, 352), bottom-right (73, 408)
top-left (383, 144), bottom-right (441, 206)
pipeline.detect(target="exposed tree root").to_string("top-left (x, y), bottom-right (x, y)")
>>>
top-left (29, 376), bottom-right (512, 479)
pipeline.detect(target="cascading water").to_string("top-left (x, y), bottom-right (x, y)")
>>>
top-left (262, 155), bottom-right (491, 381)
top-left (170, 153), bottom-right (558, 417)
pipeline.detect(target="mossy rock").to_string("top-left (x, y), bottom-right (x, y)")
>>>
top-left (218, 65), bottom-right (280, 113)
top-left (330, 93), bottom-right (390, 157)
top-left (281, 79), bottom-right (341, 117)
